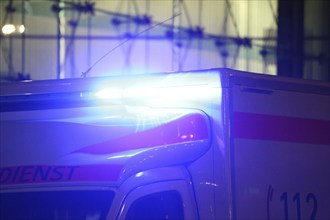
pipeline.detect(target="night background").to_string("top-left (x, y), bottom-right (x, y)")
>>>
top-left (0, 0), bottom-right (329, 81)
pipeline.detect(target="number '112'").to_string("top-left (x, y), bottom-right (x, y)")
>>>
top-left (280, 192), bottom-right (317, 220)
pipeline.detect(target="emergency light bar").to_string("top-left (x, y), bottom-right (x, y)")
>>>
top-left (0, 69), bottom-right (222, 111)
top-left (92, 84), bottom-right (217, 106)
top-left (91, 70), bottom-right (221, 107)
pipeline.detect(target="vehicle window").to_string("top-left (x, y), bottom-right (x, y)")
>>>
top-left (0, 190), bottom-right (114, 220)
top-left (125, 190), bottom-right (184, 220)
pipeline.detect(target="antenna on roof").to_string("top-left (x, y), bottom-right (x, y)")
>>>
top-left (81, 13), bottom-right (181, 78)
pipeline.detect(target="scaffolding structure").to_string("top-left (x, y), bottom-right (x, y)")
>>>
top-left (0, 0), bottom-right (328, 81)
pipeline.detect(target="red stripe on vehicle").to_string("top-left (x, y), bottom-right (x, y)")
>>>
top-left (75, 113), bottom-right (209, 155)
top-left (0, 164), bottom-right (123, 185)
top-left (234, 112), bottom-right (330, 145)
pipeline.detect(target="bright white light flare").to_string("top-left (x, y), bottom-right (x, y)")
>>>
top-left (2, 24), bottom-right (25, 35)
top-left (2, 24), bottom-right (15, 35)
top-left (19, 25), bottom-right (25, 33)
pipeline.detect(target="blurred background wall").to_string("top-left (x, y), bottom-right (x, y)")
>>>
top-left (0, 0), bottom-right (329, 81)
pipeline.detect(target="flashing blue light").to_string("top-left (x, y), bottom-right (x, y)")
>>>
top-left (92, 70), bottom-right (221, 108)
top-left (94, 88), bottom-right (122, 100)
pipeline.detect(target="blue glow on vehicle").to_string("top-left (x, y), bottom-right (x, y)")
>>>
top-left (135, 172), bottom-right (144, 177)
top-left (106, 149), bottom-right (147, 160)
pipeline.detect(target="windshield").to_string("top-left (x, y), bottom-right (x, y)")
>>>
top-left (0, 190), bottom-right (114, 220)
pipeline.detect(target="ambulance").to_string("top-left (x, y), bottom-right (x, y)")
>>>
top-left (0, 68), bottom-right (329, 219)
